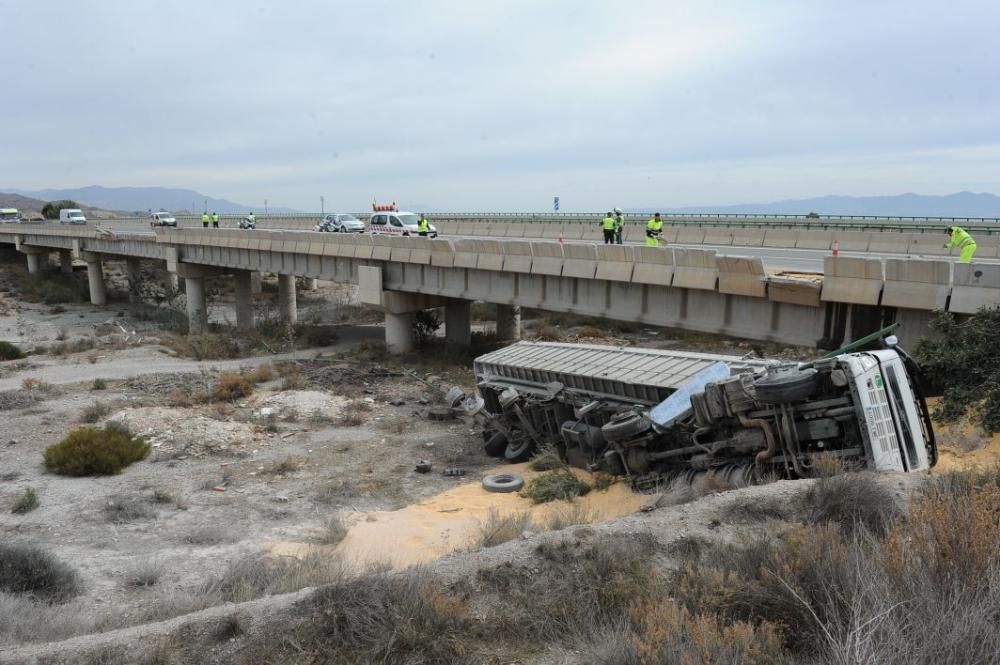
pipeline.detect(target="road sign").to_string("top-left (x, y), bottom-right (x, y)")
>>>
top-left (553, 196), bottom-right (559, 211)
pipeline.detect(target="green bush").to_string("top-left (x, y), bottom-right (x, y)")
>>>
top-left (520, 468), bottom-right (591, 504)
top-left (43, 425), bottom-right (150, 476)
top-left (11, 487), bottom-right (38, 514)
top-left (41, 200), bottom-right (80, 220)
top-left (0, 543), bottom-right (81, 600)
top-left (0, 341), bottom-right (26, 361)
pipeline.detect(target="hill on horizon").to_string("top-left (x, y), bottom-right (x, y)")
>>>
top-left (628, 191), bottom-right (1000, 218)
top-left (7, 186), bottom-right (299, 215)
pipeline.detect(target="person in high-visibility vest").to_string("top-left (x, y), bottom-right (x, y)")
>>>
top-left (211, 212), bottom-right (219, 228)
top-left (613, 208), bottom-right (624, 245)
top-left (646, 212), bottom-right (664, 247)
top-left (418, 214), bottom-right (430, 237)
top-left (247, 212), bottom-right (256, 224)
top-left (944, 225), bottom-right (977, 263)
top-left (601, 212), bottom-right (616, 244)
top-left (201, 212), bottom-right (210, 228)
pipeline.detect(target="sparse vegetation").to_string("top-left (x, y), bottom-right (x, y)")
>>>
top-left (520, 468), bottom-right (591, 504)
top-left (11, 488), bottom-right (39, 514)
top-left (542, 503), bottom-right (595, 530)
top-left (475, 508), bottom-right (532, 548)
top-left (800, 472), bottom-right (901, 535)
top-left (102, 494), bottom-right (156, 524)
top-left (212, 371), bottom-right (254, 402)
top-left (79, 399), bottom-right (113, 424)
top-left (199, 552), bottom-right (344, 604)
top-left (91, 378), bottom-right (107, 391)
top-left (264, 457), bottom-right (302, 476)
top-left (44, 424), bottom-right (150, 476)
top-left (0, 543), bottom-right (81, 601)
top-left (317, 515), bottom-right (349, 546)
top-left (15, 272), bottom-right (89, 304)
top-left (0, 341), bottom-right (25, 361)
top-left (123, 561), bottom-right (162, 588)
top-left (528, 442), bottom-right (565, 471)
top-left (181, 525), bottom-right (238, 546)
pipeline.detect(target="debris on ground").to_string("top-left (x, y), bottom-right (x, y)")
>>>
top-left (109, 407), bottom-right (262, 457)
top-left (253, 391), bottom-right (349, 420)
top-left (415, 460), bottom-right (432, 473)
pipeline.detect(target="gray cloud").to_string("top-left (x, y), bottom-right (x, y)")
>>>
top-left (3, 0), bottom-right (1000, 211)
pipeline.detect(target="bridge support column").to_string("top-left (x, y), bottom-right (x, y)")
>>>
top-left (385, 311), bottom-right (415, 354)
top-left (59, 250), bottom-right (73, 274)
top-left (126, 258), bottom-right (143, 303)
top-left (82, 252), bottom-right (107, 306)
top-left (306, 278), bottom-right (319, 291)
top-left (19, 246), bottom-right (46, 275)
top-left (234, 271), bottom-right (255, 333)
top-left (185, 276), bottom-right (208, 335)
top-left (496, 304), bottom-right (521, 340)
top-left (161, 268), bottom-right (179, 293)
top-left (445, 299), bottom-right (471, 346)
top-left (278, 274), bottom-right (297, 324)
top-left (250, 272), bottom-right (262, 294)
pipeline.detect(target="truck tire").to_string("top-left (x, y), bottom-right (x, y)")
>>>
top-left (754, 367), bottom-right (819, 404)
top-left (504, 437), bottom-right (534, 462)
top-left (483, 431), bottom-right (508, 457)
top-left (483, 473), bottom-right (524, 493)
top-left (601, 412), bottom-right (649, 442)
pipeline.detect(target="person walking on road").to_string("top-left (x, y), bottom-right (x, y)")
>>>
top-left (601, 212), bottom-right (616, 244)
top-left (646, 212), bottom-right (664, 247)
top-left (418, 214), bottom-right (430, 237)
top-left (613, 208), bottom-right (624, 245)
top-left (211, 212), bottom-right (219, 228)
top-left (944, 225), bottom-right (977, 263)
top-left (201, 212), bottom-right (210, 228)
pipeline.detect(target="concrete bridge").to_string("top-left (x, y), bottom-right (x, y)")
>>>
top-left (1, 224), bottom-right (998, 352)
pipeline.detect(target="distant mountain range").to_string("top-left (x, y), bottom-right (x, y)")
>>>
top-left (637, 192), bottom-right (1000, 218)
top-left (6, 186), bottom-right (299, 215)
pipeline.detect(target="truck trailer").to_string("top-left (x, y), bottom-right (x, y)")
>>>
top-left (468, 339), bottom-right (936, 490)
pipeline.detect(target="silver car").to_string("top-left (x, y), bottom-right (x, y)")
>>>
top-left (315, 213), bottom-right (365, 233)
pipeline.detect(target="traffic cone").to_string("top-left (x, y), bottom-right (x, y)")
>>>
top-left (832, 239), bottom-right (840, 257)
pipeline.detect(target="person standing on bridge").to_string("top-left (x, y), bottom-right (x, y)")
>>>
top-left (418, 214), bottom-right (430, 237)
top-left (944, 225), bottom-right (977, 263)
top-left (201, 212), bottom-right (210, 228)
top-left (248, 211), bottom-right (256, 226)
top-left (646, 212), bottom-right (664, 247)
top-left (601, 212), bottom-right (616, 244)
top-left (613, 208), bottom-right (624, 245)
top-left (211, 212), bottom-right (219, 228)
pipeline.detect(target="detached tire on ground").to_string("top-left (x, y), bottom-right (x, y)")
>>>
top-left (601, 412), bottom-right (650, 442)
top-left (483, 431), bottom-right (508, 457)
top-left (483, 473), bottom-right (525, 493)
top-left (754, 366), bottom-right (819, 404)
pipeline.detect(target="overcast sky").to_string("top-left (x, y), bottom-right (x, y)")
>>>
top-left (4, 0), bottom-right (1000, 211)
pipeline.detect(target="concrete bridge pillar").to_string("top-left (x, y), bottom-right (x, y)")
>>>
top-left (161, 268), bottom-right (179, 293)
top-left (185, 276), bottom-right (208, 335)
top-left (82, 252), bottom-right (107, 306)
top-left (496, 304), bottom-right (521, 340)
top-left (234, 271), bottom-right (255, 332)
top-left (385, 311), bottom-right (415, 354)
top-left (59, 250), bottom-right (73, 274)
top-left (250, 271), bottom-right (263, 294)
top-left (19, 246), bottom-right (46, 275)
top-left (445, 299), bottom-right (472, 346)
top-left (126, 258), bottom-right (143, 303)
top-left (277, 274), bottom-right (297, 324)
top-left (306, 278), bottom-right (319, 291)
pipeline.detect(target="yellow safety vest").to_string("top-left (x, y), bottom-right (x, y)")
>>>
top-left (602, 216), bottom-right (616, 230)
top-left (201, 213), bottom-right (209, 223)
top-left (614, 215), bottom-right (624, 231)
top-left (647, 218), bottom-right (663, 232)
top-left (946, 227), bottom-right (975, 249)
top-left (418, 218), bottom-right (429, 232)
top-left (211, 213), bottom-right (219, 222)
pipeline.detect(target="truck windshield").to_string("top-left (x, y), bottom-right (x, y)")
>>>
top-left (0, 212), bottom-right (17, 221)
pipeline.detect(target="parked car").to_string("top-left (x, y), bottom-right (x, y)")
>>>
top-left (149, 211), bottom-right (178, 227)
top-left (315, 213), bottom-right (365, 233)
top-left (59, 209), bottom-right (87, 225)
top-left (368, 211), bottom-right (437, 238)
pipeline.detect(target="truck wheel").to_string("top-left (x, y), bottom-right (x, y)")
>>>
top-left (483, 431), bottom-right (508, 457)
top-left (601, 412), bottom-right (649, 442)
top-left (483, 473), bottom-right (524, 493)
top-left (504, 437), bottom-right (534, 462)
top-left (754, 367), bottom-right (819, 404)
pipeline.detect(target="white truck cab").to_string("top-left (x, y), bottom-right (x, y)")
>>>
top-left (59, 209), bottom-right (87, 225)
top-left (0, 208), bottom-right (18, 224)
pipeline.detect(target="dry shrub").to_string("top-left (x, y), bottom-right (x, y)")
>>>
top-left (181, 525), bottom-right (239, 546)
top-left (574, 324), bottom-right (608, 339)
top-left (102, 494), bottom-right (156, 524)
top-left (376, 414), bottom-right (408, 434)
top-left (521, 469), bottom-right (591, 504)
top-left (0, 543), bottom-right (81, 601)
top-left (336, 410), bottom-right (368, 427)
top-left (475, 508), bottom-right (531, 548)
top-left (721, 496), bottom-right (789, 523)
top-left (199, 552), bottom-right (344, 604)
top-left (79, 399), bottom-right (114, 424)
top-left (628, 600), bottom-right (790, 665)
top-left (11, 488), bottom-right (39, 515)
top-left (124, 560), bottom-right (163, 588)
top-left (800, 472), bottom-right (901, 535)
top-left (542, 503), bottom-right (595, 531)
top-left (529, 442), bottom-right (565, 471)
top-left (532, 324), bottom-right (563, 341)
top-left (244, 363), bottom-right (274, 383)
top-left (44, 425), bottom-right (150, 476)
top-left (264, 457), bottom-right (302, 476)
top-left (317, 515), bottom-right (349, 546)
top-left (166, 388), bottom-right (195, 407)
top-left (213, 371), bottom-right (254, 401)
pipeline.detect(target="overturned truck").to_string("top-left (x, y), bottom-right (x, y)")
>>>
top-left (469, 340), bottom-right (936, 490)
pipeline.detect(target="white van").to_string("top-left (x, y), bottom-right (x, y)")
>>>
top-left (149, 211), bottom-right (178, 227)
top-left (59, 209), bottom-right (87, 225)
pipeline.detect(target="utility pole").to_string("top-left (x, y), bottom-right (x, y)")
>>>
top-left (320, 196), bottom-right (325, 215)
top-left (264, 199), bottom-right (268, 215)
